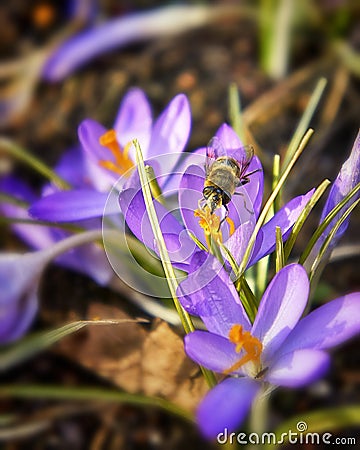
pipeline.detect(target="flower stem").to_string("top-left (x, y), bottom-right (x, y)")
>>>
top-left (0, 215), bottom-right (84, 233)
top-left (248, 385), bottom-right (270, 450)
top-left (133, 139), bottom-right (193, 334)
top-left (133, 139), bottom-right (217, 389)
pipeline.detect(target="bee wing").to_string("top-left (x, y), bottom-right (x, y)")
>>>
top-left (205, 136), bottom-right (226, 174)
top-left (234, 144), bottom-right (255, 178)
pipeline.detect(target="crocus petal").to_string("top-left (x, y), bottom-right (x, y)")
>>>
top-left (179, 164), bottom-right (207, 247)
top-left (78, 119), bottom-right (108, 163)
top-left (215, 124), bottom-right (264, 216)
top-left (252, 264), bottom-right (309, 360)
top-left (119, 188), bottom-right (196, 269)
top-left (1, 177), bottom-right (61, 251)
top-left (226, 218), bottom-right (261, 268)
top-left (147, 94), bottom-right (191, 176)
top-left (197, 377), bottom-right (260, 439)
top-left (29, 189), bottom-right (118, 222)
top-left (0, 176), bottom-right (37, 203)
top-left (114, 88), bottom-right (152, 154)
top-left (242, 155), bottom-right (264, 218)
top-left (78, 118), bottom-right (120, 190)
top-left (162, 147), bottom-right (206, 194)
top-left (0, 287), bottom-right (38, 344)
top-left (0, 177), bottom-right (113, 284)
top-left (184, 331), bottom-right (243, 374)
top-left (0, 230), bottom-right (109, 343)
top-left (226, 184), bottom-right (257, 232)
top-left (53, 147), bottom-right (87, 188)
top-left (42, 6), bottom-right (212, 82)
top-left (0, 252), bottom-right (44, 343)
top-left (215, 123), bottom-right (242, 149)
top-left (267, 349), bottom-right (330, 388)
top-left (249, 189), bottom-right (315, 266)
top-left (278, 292), bottom-right (360, 356)
top-left (321, 129), bottom-right (360, 232)
top-left (178, 254), bottom-right (251, 336)
top-left (306, 130), bottom-right (360, 267)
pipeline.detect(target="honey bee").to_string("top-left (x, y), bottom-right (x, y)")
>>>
top-left (201, 136), bottom-right (258, 219)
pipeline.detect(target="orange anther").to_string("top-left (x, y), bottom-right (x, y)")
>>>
top-left (99, 129), bottom-right (134, 176)
top-left (224, 324), bottom-right (263, 375)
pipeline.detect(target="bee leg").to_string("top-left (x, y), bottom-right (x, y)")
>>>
top-left (218, 205), bottom-right (229, 231)
top-left (233, 191), bottom-right (254, 214)
top-left (198, 197), bottom-right (206, 210)
top-left (239, 177), bottom-right (250, 186)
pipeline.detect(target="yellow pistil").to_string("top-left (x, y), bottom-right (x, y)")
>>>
top-left (98, 129), bottom-right (134, 176)
top-left (194, 206), bottom-right (223, 248)
top-left (223, 324), bottom-right (263, 375)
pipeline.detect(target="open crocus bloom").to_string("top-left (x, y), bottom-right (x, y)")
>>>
top-left (179, 123), bottom-right (315, 265)
top-left (120, 123), bottom-right (315, 273)
top-left (178, 261), bottom-right (360, 438)
top-left (28, 88), bottom-right (191, 222)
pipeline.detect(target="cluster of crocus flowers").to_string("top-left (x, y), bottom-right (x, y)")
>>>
top-left (119, 126), bottom-right (360, 439)
top-left (1, 73), bottom-right (359, 446)
top-left (0, 88), bottom-right (193, 342)
top-left (1, 88), bottom-right (192, 269)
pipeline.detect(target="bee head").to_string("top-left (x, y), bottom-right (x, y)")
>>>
top-left (203, 186), bottom-right (223, 213)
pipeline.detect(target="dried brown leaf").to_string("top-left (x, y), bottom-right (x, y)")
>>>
top-left (56, 305), bottom-right (208, 411)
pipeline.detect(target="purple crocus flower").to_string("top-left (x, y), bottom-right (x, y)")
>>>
top-left (29, 88), bottom-right (191, 222)
top-left (178, 260), bottom-right (360, 438)
top-left (179, 123), bottom-right (315, 266)
top-left (120, 123), bottom-right (314, 271)
top-left (42, 5), bottom-right (220, 82)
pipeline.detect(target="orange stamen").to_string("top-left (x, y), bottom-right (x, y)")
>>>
top-left (223, 324), bottom-right (263, 375)
top-left (226, 216), bottom-right (235, 236)
top-left (99, 129), bottom-right (134, 176)
top-left (194, 207), bottom-right (223, 248)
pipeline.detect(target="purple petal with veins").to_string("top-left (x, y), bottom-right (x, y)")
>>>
top-left (266, 349), bottom-right (330, 387)
top-left (114, 88), bottom-right (152, 157)
top-left (252, 264), bottom-right (309, 361)
top-left (29, 189), bottom-right (118, 222)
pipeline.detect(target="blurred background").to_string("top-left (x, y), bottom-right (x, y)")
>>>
top-left (0, 1), bottom-right (359, 449)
